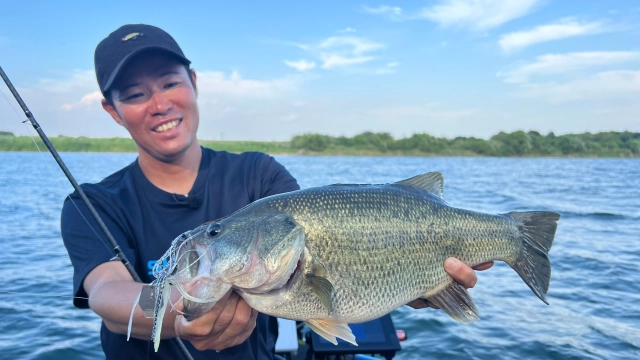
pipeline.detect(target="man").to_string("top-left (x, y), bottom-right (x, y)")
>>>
top-left (61, 24), bottom-right (492, 359)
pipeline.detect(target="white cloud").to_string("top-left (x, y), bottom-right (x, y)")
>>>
top-left (196, 71), bottom-right (301, 98)
top-left (6, 66), bottom-right (639, 142)
top-left (522, 70), bottom-right (640, 103)
top-left (363, 1), bottom-right (540, 30)
top-left (499, 19), bottom-right (611, 52)
top-left (369, 103), bottom-right (477, 120)
top-left (317, 36), bottom-right (384, 56)
top-left (284, 59), bottom-right (316, 71)
top-left (3, 70), bottom-right (127, 138)
top-left (497, 51), bottom-right (640, 83)
top-left (362, 5), bottom-right (403, 20)
top-left (292, 36), bottom-right (385, 70)
top-left (498, 52), bottom-right (640, 104)
top-left (419, 0), bottom-right (541, 30)
top-left (281, 113), bottom-right (298, 122)
top-left (37, 70), bottom-right (96, 93)
top-left (321, 55), bottom-right (373, 69)
top-left (374, 62), bottom-right (400, 75)
top-left (61, 91), bottom-right (102, 110)
top-left (35, 70), bottom-right (104, 111)
top-left (1, 69), bottom-right (308, 139)
top-left (338, 27), bottom-right (357, 33)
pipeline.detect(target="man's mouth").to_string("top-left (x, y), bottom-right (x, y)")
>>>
top-left (153, 119), bottom-right (181, 133)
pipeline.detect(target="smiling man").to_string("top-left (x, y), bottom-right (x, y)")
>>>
top-left (60, 24), bottom-right (491, 359)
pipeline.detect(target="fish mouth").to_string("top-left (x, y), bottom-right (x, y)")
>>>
top-left (242, 233), bottom-right (305, 293)
top-left (284, 258), bottom-right (302, 287)
top-left (241, 247), bottom-right (305, 298)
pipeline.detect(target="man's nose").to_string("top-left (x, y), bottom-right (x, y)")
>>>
top-left (149, 91), bottom-right (172, 115)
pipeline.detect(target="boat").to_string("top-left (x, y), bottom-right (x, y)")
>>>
top-left (276, 314), bottom-right (404, 360)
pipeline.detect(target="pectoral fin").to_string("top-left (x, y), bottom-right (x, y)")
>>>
top-left (308, 274), bottom-right (334, 313)
top-left (307, 253), bottom-right (334, 313)
top-left (423, 281), bottom-right (479, 324)
top-left (306, 318), bottom-right (357, 346)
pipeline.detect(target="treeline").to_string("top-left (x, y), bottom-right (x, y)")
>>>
top-left (1, 130), bottom-right (639, 157)
top-left (290, 131), bottom-right (640, 157)
top-left (0, 133), bottom-right (291, 154)
top-left (0, 134), bottom-right (138, 152)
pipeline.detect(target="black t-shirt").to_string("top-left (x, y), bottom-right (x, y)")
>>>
top-left (61, 147), bottom-right (299, 360)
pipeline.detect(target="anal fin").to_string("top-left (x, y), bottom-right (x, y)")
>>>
top-left (306, 318), bottom-right (357, 346)
top-left (424, 281), bottom-right (479, 324)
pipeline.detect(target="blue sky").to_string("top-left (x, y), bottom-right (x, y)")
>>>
top-left (1, 0), bottom-right (639, 141)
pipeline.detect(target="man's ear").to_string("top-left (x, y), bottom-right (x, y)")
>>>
top-left (190, 69), bottom-right (198, 97)
top-left (102, 98), bottom-right (125, 127)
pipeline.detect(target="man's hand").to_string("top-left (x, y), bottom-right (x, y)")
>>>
top-left (175, 290), bottom-right (258, 352)
top-left (406, 258), bottom-right (494, 309)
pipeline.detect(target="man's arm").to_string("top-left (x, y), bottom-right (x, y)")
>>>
top-left (84, 261), bottom-right (181, 338)
top-left (84, 261), bottom-right (257, 351)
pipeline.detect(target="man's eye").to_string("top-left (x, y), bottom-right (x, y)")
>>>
top-left (123, 93), bottom-right (143, 101)
top-left (165, 82), bottom-right (180, 89)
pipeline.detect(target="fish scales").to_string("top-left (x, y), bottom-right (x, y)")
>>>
top-left (146, 172), bottom-right (559, 349)
top-left (247, 184), bottom-right (522, 322)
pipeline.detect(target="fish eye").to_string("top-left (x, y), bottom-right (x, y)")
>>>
top-left (207, 223), bottom-right (222, 237)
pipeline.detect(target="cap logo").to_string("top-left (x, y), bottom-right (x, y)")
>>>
top-left (121, 32), bottom-right (144, 42)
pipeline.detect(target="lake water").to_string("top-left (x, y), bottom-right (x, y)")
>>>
top-left (0, 152), bottom-right (639, 359)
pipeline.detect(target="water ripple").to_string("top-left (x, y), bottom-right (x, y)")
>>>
top-left (0, 154), bottom-right (638, 359)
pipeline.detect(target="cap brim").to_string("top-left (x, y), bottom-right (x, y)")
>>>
top-left (102, 46), bottom-right (191, 93)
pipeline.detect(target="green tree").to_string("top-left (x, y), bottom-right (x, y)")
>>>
top-left (490, 131), bottom-right (532, 156)
top-left (352, 132), bottom-right (394, 152)
top-left (392, 133), bottom-right (447, 153)
top-left (557, 135), bottom-right (586, 154)
top-left (291, 133), bottom-right (332, 151)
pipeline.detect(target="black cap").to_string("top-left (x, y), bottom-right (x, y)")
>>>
top-left (94, 24), bottom-right (191, 95)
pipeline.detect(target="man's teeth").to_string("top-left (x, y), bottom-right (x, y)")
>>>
top-left (155, 120), bottom-right (180, 133)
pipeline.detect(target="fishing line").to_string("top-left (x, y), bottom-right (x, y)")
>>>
top-left (0, 291), bottom-right (135, 304)
top-left (0, 85), bottom-right (43, 152)
top-left (0, 75), bottom-right (114, 255)
top-left (66, 199), bottom-right (117, 255)
top-left (0, 290), bottom-right (186, 310)
top-left (0, 84), bottom-right (23, 119)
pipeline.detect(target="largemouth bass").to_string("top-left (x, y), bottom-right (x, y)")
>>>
top-left (143, 172), bottom-right (560, 351)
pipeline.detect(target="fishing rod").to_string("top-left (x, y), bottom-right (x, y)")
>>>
top-left (0, 65), bottom-right (194, 360)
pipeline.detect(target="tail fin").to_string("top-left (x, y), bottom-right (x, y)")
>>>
top-left (504, 211), bottom-right (560, 305)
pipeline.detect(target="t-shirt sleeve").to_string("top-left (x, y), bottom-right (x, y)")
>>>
top-left (257, 154), bottom-right (299, 197)
top-left (60, 189), bottom-right (136, 309)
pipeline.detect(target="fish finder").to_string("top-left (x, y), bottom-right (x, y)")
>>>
top-left (307, 314), bottom-right (401, 360)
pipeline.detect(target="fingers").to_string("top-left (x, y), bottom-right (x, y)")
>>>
top-left (208, 293), bottom-right (255, 347)
top-left (175, 291), bottom-right (257, 352)
top-left (408, 258), bottom-right (494, 311)
top-left (444, 257), bottom-right (477, 289)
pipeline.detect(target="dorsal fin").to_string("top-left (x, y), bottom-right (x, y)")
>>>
top-left (396, 172), bottom-right (444, 200)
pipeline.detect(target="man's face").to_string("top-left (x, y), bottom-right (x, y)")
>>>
top-left (103, 51), bottom-right (199, 162)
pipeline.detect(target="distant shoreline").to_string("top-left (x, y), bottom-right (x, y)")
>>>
top-left (0, 130), bottom-right (638, 158)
